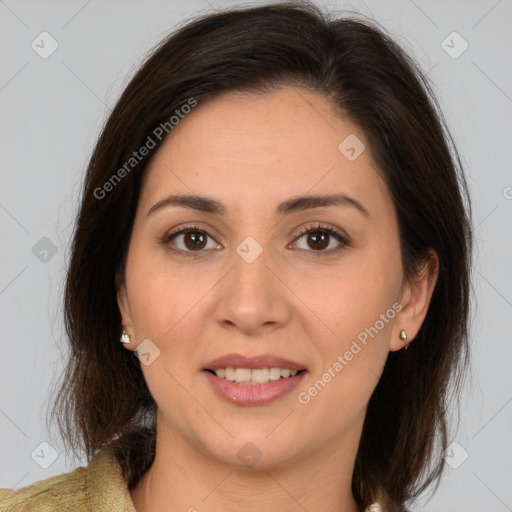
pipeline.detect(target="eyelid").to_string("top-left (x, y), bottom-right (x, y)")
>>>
top-left (291, 222), bottom-right (349, 244)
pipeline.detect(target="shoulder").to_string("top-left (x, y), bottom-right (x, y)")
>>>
top-left (0, 465), bottom-right (87, 511)
top-left (0, 446), bottom-right (136, 512)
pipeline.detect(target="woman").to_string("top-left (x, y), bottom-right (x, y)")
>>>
top-left (0, 1), bottom-right (472, 511)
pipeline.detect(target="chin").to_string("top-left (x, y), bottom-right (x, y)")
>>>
top-left (200, 431), bottom-right (305, 471)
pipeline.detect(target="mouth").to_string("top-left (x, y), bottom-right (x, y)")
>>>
top-left (202, 353), bottom-right (308, 404)
top-left (203, 367), bottom-right (307, 385)
top-left (203, 353), bottom-right (307, 385)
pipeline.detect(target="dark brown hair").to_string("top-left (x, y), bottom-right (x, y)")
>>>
top-left (48, 2), bottom-right (472, 510)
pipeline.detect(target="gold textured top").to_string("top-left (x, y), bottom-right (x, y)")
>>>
top-left (0, 446), bottom-right (381, 511)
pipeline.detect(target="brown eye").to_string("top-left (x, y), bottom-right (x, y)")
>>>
top-left (163, 226), bottom-right (221, 257)
top-left (182, 231), bottom-right (207, 250)
top-left (292, 225), bottom-right (348, 254)
top-left (306, 231), bottom-right (330, 250)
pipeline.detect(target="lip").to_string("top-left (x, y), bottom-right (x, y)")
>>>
top-left (202, 353), bottom-right (308, 407)
top-left (203, 369), bottom-right (306, 406)
top-left (203, 353), bottom-right (307, 372)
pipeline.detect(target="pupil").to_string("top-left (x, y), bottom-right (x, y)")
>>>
top-left (185, 232), bottom-right (206, 250)
top-left (308, 232), bottom-right (328, 250)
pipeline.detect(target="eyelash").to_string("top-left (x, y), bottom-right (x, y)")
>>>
top-left (161, 222), bottom-right (349, 258)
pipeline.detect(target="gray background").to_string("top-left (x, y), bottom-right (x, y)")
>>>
top-left (1, 0), bottom-right (511, 510)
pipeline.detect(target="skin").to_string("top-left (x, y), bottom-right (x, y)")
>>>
top-left (117, 86), bottom-right (438, 512)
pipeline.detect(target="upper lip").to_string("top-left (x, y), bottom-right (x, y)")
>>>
top-left (204, 353), bottom-right (307, 371)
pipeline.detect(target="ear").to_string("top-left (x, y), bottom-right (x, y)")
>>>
top-left (389, 250), bottom-right (439, 351)
top-left (117, 282), bottom-right (136, 351)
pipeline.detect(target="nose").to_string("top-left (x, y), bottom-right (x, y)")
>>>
top-left (214, 240), bottom-right (292, 336)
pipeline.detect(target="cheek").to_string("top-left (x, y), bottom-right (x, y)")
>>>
top-left (299, 252), bottom-right (401, 342)
top-left (124, 250), bottom-right (212, 416)
top-left (124, 246), bottom-right (221, 395)
top-left (125, 242), bottom-right (205, 338)
top-left (291, 250), bottom-right (402, 414)
top-left (294, 259), bottom-right (400, 428)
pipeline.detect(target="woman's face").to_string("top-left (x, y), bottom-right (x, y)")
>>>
top-left (118, 86), bottom-right (414, 470)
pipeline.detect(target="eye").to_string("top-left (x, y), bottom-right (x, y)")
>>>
top-left (162, 225), bottom-right (221, 257)
top-left (290, 223), bottom-right (348, 255)
top-left (162, 222), bottom-right (349, 258)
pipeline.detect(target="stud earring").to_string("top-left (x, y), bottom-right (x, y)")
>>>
top-left (120, 326), bottom-right (131, 345)
top-left (399, 329), bottom-right (409, 350)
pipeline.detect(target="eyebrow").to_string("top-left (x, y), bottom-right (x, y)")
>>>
top-left (147, 193), bottom-right (369, 218)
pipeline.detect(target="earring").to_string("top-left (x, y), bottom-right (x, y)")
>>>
top-left (120, 326), bottom-right (131, 345)
top-left (399, 329), bottom-right (409, 350)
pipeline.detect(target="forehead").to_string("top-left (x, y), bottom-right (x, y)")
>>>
top-left (140, 86), bottom-right (391, 218)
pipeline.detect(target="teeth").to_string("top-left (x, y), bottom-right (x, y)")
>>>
top-left (269, 367), bottom-right (281, 380)
top-left (235, 368), bottom-right (251, 382)
top-left (225, 367), bottom-right (236, 381)
top-left (212, 367), bottom-right (299, 384)
top-left (252, 368), bottom-right (269, 383)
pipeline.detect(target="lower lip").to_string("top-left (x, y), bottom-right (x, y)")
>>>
top-left (202, 370), bottom-right (306, 406)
